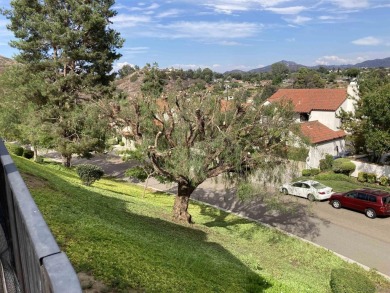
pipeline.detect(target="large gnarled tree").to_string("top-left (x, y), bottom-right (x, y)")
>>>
top-left (3, 0), bottom-right (123, 166)
top-left (113, 88), bottom-right (297, 223)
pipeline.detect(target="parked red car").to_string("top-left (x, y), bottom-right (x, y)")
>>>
top-left (329, 188), bottom-right (390, 219)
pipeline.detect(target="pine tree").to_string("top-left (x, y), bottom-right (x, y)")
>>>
top-left (3, 0), bottom-right (123, 166)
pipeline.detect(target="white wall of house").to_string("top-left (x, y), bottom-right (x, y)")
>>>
top-left (309, 110), bottom-right (339, 131)
top-left (306, 138), bottom-right (345, 168)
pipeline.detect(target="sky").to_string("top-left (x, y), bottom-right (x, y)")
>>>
top-left (0, 0), bottom-right (389, 73)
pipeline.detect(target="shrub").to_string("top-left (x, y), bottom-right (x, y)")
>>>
top-left (330, 268), bottom-right (375, 293)
top-left (319, 154), bottom-right (334, 171)
top-left (23, 149), bottom-right (34, 159)
top-left (75, 164), bottom-right (104, 186)
top-left (129, 73), bottom-right (139, 82)
top-left (310, 168), bottom-right (320, 176)
top-left (302, 169), bottom-right (311, 176)
top-left (119, 141), bottom-right (125, 146)
top-left (6, 144), bottom-right (24, 156)
top-left (379, 176), bottom-right (389, 186)
top-left (357, 172), bottom-right (367, 182)
top-left (332, 158), bottom-right (356, 175)
top-left (366, 173), bottom-right (376, 184)
top-left (315, 172), bottom-right (353, 182)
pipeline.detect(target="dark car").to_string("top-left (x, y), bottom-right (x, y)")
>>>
top-left (329, 188), bottom-right (390, 219)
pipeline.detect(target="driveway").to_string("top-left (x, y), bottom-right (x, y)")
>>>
top-left (69, 152), bottom-right (390, 278)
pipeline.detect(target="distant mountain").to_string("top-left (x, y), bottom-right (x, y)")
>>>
top-left (225, 57), bottom-right (390, 74)
top-left (354, 57), bottom-right (390, 68)
top-left (248, 60), bottom-right (306, 73)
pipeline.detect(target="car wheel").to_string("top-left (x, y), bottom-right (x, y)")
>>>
top-left (307, 194), bottom-right (315, 202)
top-left (331, 200), bottom-right (341, 209)
top-left (282, 188), bottom-right (288, 195)
top-left (365, 208), bottom-right (376, 219)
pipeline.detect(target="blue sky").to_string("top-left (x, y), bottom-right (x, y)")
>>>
top-left (0, 0), bottom-right (389, 72)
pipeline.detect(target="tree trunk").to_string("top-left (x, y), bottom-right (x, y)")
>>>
top-left (62, 155), bottom-right (72, 168)
top-left (173, 182), bottom-right (195, 223)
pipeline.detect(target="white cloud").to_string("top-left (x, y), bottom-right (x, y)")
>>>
top-left (330, 0), bottom-right (369, 9)
top-left (284, 15), bottom-right (311, 25)
top-left (158, 21), bottom-right (262, 39)
top-left (111, 14), bottom-right (151, 28)
top-left (266, 6), bottom-right (306, 15)
top-left (156, 9), bottom-right (182, 18)
top-left (352, 36), bottom-right (382, 46)
top-left (123, 47), bottom-right (150, 54)
top-left (315, 55), bottom-right (350, 65)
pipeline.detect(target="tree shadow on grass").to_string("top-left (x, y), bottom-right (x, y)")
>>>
top-left (17, 162), bottom-right (272, 293)
top-left (191, 185), bottom-right (331, 242)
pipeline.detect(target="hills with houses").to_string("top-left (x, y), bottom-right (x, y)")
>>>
top-left (225, 57), bottom-right (390, 74)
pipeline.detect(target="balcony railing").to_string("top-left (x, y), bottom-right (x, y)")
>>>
top-left (0, 140), bottom-right (82, 293)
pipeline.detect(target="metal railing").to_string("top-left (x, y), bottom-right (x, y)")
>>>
top-left (0, 140), bottom-right (82, 293)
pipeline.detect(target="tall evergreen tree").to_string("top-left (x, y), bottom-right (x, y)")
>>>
top-left (3, 0), bottom-right (123, 166)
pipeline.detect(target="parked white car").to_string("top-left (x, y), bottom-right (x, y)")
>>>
top-left (280, 180), bottom-right (334, 201)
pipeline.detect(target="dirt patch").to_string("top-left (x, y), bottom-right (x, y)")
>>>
top-left (78, 272), bottom-right (112, 293)
top-left (21, 173), bottom-right (48, 189)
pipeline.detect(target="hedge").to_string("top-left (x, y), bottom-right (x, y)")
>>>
top-left (75, 164), bottom-right (104, 186)
top-left (332, 158), bottom-right (356, 175)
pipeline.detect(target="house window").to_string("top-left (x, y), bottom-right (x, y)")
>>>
top-left (300, 113), bottom-right (309, 122)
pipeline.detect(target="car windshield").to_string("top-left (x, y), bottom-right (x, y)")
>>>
top-left (383, 196), bottom-right (390, 205)
top-left (312, 182), bottom-right (327, 189)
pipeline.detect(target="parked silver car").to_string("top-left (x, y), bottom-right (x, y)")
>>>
top-left (280, 180), bottom-right (334, 201)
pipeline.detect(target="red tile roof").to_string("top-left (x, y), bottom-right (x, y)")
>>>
top-left (267, 88), bottom-right (347, 113)
top-left (300, 121), bottom-right (346, 144)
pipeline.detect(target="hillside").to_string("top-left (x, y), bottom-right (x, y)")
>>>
top-left (11, 155), bottom-right (390, 293)
top-left (228, 56), bottom-right (390, 74)
top-left (0, 55), bottom-right (16, 73)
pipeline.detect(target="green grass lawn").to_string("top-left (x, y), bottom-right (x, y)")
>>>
top-left (13, 156), bottom-right (390, 293)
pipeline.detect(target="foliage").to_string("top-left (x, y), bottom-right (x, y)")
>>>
top-left (302, 169), bottom-right (320, 176)
top-left (314, 172), bottom-right (353, 182)
top-left (271, 62), bottom-right (289, 85)
top-left (129, 73), bottom-right (139, 82)
top-left (113, 88), bottom-right (298, 222)
top-left (13, 156), bottom-right (390, 293)
top-left (379, 176), bottom-right (389, 186)
top-left (287, 146), bottom-right (309, 162)
top-left (366, 173), bottom-right (376, 184)
top-left (2, 0), bottom-right (123, 167)
top-left (125, 166), bottom-right (148, 181)
top-left (338, 70), bottom-right (390, 161)
top-left (75, 164), bottom-right (104, 186)
top-left (5, 143), bottom-right (23, 156)
top-left (259, 84), bottom-right (278, 102)
top-left (357, 172), bottom-right (368, 183)
top-left (330, 268), bottom-right (375, 293)
top-left (292, 68), bottom-right (325, 88)
top-left (319, 154), bottom-right (334, 171)
top-left (344, 68), bottom-right (360, 79)
top-left (117, 64), bottom-right (135, 78)
top-left (141, 63), bottom-right (167, 98)
top-left (22, 149), bottom-right (34, 159)
top-left (332, 158), bottom-right (356, 175)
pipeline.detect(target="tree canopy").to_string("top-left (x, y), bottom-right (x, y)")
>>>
top-left (2, 0), bottom-right (123, 166)
top-left (112, 88), bottom-right (298, 223)
top-left (292, 68), bottom-right (325, 88)
top-left (338, 69), bottom-right (390, 161)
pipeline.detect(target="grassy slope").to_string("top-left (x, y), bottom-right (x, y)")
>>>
top-left (13, 156), bottom-right (390, 293)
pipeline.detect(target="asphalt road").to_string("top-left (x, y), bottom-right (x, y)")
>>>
top-left (69, 153), bottom-right (390, 278)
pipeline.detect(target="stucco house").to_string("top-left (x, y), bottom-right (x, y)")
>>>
top-left (265, 83), bottom-right (358, 168)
